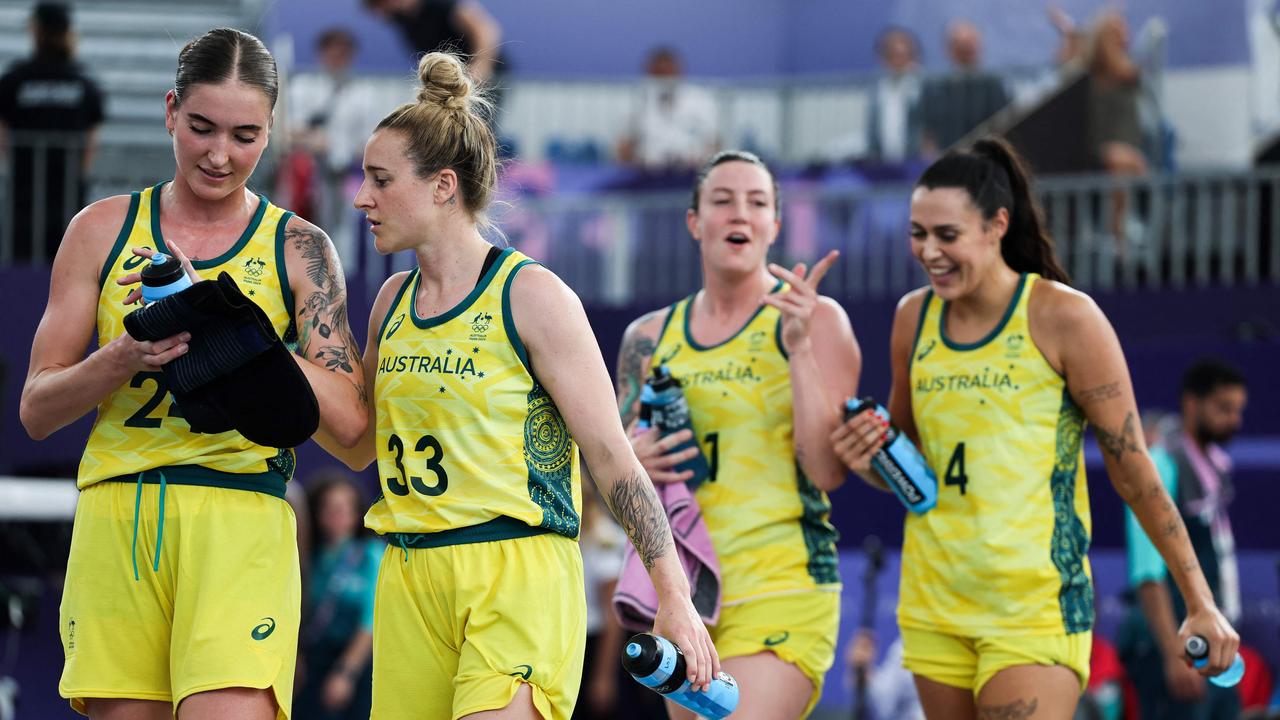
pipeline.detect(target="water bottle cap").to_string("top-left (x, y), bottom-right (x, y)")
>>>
top-left (625, 643), bottom-right (641, 659)
top-left (151, 253), bottom-right (170, 265)
top-left (1185, 636), bottom-right (1208, 659)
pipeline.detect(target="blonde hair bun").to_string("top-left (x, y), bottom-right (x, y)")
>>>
top-left (416, 51), bottom-right (471, 110)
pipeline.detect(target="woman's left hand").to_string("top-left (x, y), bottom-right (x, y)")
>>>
top-left (764, 250), bottom-right (839, 354)
top-left (117, 239), bottom-right (200, 305)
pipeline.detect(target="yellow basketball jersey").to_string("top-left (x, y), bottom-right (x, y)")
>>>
top-left (79, 183), bottom-right (298, 490)
top-left (650, 287), bottom-right (840, 605)
top-left (902, 273), bottom-right (1092, 636)
top-left (364, 249), bottom-right (582, 545)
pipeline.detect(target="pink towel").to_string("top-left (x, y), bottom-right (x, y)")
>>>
top-left (612, 481), bottom-right (722, 632)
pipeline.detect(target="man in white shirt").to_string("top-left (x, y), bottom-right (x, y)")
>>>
top-left (616, 47), bottom-right (719, 170)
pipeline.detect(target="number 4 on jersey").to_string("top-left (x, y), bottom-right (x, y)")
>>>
top-left (945, 442), bottom-right (968, 495)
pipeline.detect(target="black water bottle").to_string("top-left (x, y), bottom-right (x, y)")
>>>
top-left (622, 633), bottom-right (739, 718)
top-left (140, 252), bottom-right (192, 304)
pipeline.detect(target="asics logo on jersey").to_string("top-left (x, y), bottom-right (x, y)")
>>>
top-left (658, 343), bottom-right (682, 365)
top-left (251, 617), bottom-right (276, 640)
top-left (509, 664), bottom-right (534, 680)
top-left (385, 313), bottom-right (405, 340)
top-left (916, 338), bottom-right (937, 362)
top-left (763, 631), bottom-right (790, 647)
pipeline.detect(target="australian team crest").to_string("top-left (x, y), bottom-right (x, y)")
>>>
top-left (470, 311), bottom-right (493, 340)
top-left (1005, 332), bottom-right (1025, 358)
top-left (241, 257), bottom-right (267, 290)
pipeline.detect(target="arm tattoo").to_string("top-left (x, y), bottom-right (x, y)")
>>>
top-left (603, 469), bottom-right (673, 570)
top-left (616, 313), bottom-right (661, 424)
top-left (1078, 381), bottom-right (1122, 405)
top-left (1095, 411), bottom-right (1140, 463)
top-left (287, 224), bottom-right (367, 405)
top-left (978, 699), bottom-right (1039, 720)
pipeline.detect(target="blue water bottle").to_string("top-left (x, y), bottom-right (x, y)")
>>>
top-left (641, 366), bottom-right (710, 487)
top-left (1185, 635), bottom-right (1246, 688)
top-left (622, 633), bottom-right (739, 718)
top-left (140, 253), bottom-right (193, 305)
top-left (844, 397), bottom-right (937, 514)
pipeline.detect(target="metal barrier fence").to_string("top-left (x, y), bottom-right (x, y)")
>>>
top-left (5, 134), bottom-right (1278, 305)
top-left (355, 168), bottom-right (1280, 306)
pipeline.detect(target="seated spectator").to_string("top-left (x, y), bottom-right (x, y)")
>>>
top-left (920, 20), bottom-right (1009, 152)
top-left (282, 28), bottom-right (384, 265)
top-left (866, 27), bottom-right (923, 162)
top-left (1085, 10), bottom-right (1148, 255)
top-left (616, 47), bottom-right (719, 171)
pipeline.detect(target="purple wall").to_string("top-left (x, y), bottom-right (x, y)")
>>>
top-left (275, 0), bottom-right (1249, 77)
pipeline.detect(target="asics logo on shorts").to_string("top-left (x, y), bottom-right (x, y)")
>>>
top-left (251, 617), bottom-right (276, 640)
top-left (509, 664), bottom-right (533, 680)
top-left (763, 631), bottom-right (790, 647)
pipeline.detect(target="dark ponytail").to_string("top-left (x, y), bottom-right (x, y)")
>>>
top-left (917, 136), bottom-right (1070, 284)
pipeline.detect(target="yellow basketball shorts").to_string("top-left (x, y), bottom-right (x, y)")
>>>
top-left (712, 590), bottom-right (841, 719)
top-left (900, 624), bottom-right (1092, 697)
top-left (371, 532), bottom-right (586, 720)
top-left (59, 478), bottom-right (300, 718)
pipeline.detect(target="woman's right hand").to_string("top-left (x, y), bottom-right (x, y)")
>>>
top-left (829, 408), bottom-right (889, 476)
top-left (628, 422), bottom-right (701, 484)
top-left (117, 239), bottom-right (200, 305)
top-left (105, 331), bottom-right (191, 374)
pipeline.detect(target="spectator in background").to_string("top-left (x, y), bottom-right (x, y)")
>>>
top-left (865, 27), bottom-right (923, 163)
top-left (282, 28), bottom-right (383, 266)
top-left (0, 1), bottom-right (104, 264)
top-left (362, 0), bottom-right (506, 110)
top-left (920, 20), bottom-right (1009, 153)
top-left (616, 47), bottom-right (719, 171)
top-left (1085, 10), bottom-right (1148, 255)
top-left (1119, 359), bottom-right (1247, 720)
top-left (846, 632), bottom-right (925, 720)
top-left (294, 471), bottom-right (381, 720)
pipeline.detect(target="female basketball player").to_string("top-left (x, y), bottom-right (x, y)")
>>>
top-left (322, 52), bottom-right (718, 719)
top-left (20, 28), bottom-right (366, 720)
top-left (831, 137), bottom-right (1238, 719)
top-left (613, 150), bottom-right (862, 719)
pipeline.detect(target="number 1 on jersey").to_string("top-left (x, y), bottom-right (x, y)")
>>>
top-left (705, 431), bottom-right (719, 482)
top-left (945, 442), bottom-right (968, 495)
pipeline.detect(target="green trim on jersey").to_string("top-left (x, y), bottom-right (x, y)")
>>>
top-left (907, 290), bottom-right (934, 372)
top-left (410, 246), bottom-right (515, 329)
top-left (149, 182), bottom-right (269, 270)
top-left (376, 270), bottom-right (417, 346)
top-left (387, 516), bottom-right (553, 550)
top-left (1049, 388), bottom-right (1093, 633)
top-left (939, 273), bottom-right (1027, 351)
top-left (502, 258), bottom-right (539, 375)
top-left (99, 192), bottom-right (142, 289)
top-left (275, 211), bottom-right (296, 338)
top-left (682, 280), bottom-right (784, 352)
top-left (102, 462), bottom-right (290, 499)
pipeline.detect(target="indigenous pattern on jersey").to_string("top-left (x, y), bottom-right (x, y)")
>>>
top-left (902, 273), bottom-right (1092, 636)
top-left (365, 248), bottom-right (581, 543)
top-left (650, 286), bottom-right (839, 604)
top-left (79, 182), bottom-right (297, 488)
